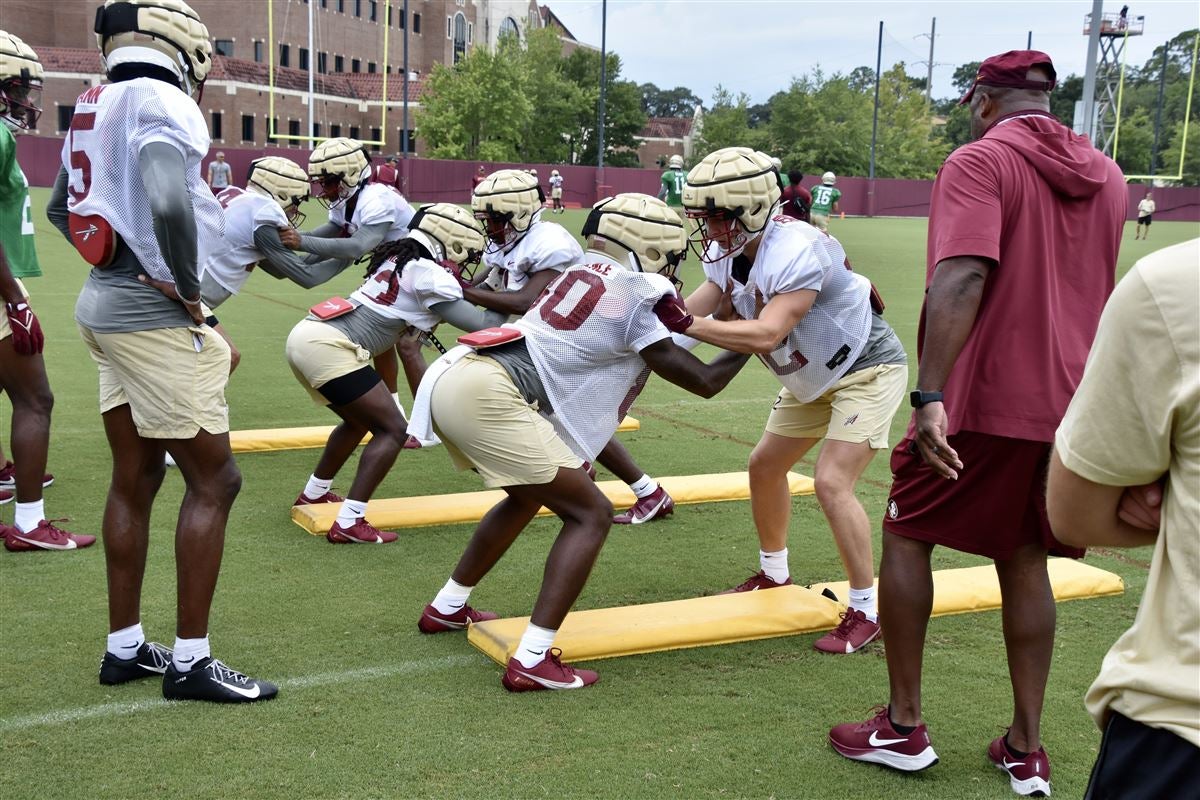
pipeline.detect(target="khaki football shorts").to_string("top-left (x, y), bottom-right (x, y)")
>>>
top-left (431, 353), bottom-right (580, 488)
top-left (810, 212), bottom-right (830, 232)
top-left (285, 318), bottom-right (373, 405)
top-left (551, 188), bottom-right (563, 199)
top-left (0, 277), bottom-right (27, 341)
top-left (766, 362), bottom-right (907, 449)
top-left (78, 323), bottom-right (231, 439)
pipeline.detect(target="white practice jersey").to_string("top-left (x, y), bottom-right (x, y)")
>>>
top-left (482, 215), bottom-right (583, 292)
top-left (329, 181), bottom-right (415, 242)
top-left (515, 252), bottom-right (674, 460)
top-left (202, 187), bottom-right (289, 297)
top-left (350, 256), bottom-right (463, 331)
top-left (703, 214), bottom-right (872, 403)
top-left (549, 175), bottom-right (564, 190)
top-left (63, 79), bottom-right (223, 282)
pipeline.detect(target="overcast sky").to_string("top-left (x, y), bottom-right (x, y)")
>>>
top-left (548, 1), bottom-right (1200, 106)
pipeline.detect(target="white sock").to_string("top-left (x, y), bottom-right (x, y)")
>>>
top-left (431, 578), bottom-right (473, 615)
top-left (628, 474), bottom-right (658, 499)
top-left (172, 635), bottom-right (211, 671)
top-left (14, 500), bottom-right (45, 533)
top-left (760, 548), bottom-right (789, 584)
top-left (335, 498), bottom-right (368, 529)
top-left (849, 585), bottom-right (878, 622)
top-left (107, 622), bottom-right (145, 658)
top-left (514, 623), bottom-right (557, 668)
top-left (392, 394), bottom-right (409, 421)
top-left (302, 475), bottom-right (333, 501)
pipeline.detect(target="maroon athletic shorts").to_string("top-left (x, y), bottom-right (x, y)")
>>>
top-left (882, 430), bottom-right (1084, 560)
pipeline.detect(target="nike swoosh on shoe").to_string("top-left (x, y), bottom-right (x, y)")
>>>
top-left (428, 615), bottom-right (467, 629)
top-left (630, 498), bottom-right (668, 524)
top-left (14, 534), bottom-right (76, 550)
top-left (218, 681), bottom-right (262, 699)
top-left (868, 732), bottom-right (910, 746)
top-left (515, 670), bottom-right (584, 689)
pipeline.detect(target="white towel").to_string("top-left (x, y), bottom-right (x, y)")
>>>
top-left (409, 344), bottom-right (474, 443)
top-left (394, 395), bottom-right (440, 447)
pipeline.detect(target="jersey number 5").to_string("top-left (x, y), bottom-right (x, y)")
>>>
top-left (537, 270), bottom-right (606, 332)
top-left (66, 112), bottom-right (97, 202)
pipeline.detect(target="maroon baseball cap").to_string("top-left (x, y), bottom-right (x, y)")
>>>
top-left (959, 50), bottom-right (1057, 105)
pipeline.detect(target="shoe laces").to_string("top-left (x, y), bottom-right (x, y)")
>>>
top-left (830, 609), bottom-right (867, 640)
top-left (858, 705), bottom-right (892, 731)
top-left (735, 571), bottom-right (770, 591)
top-left (144, 642), bottom-right (172, 670)
top-left (207, 659), bottom-right (251, 685)
top-left (36, 518), bottom-right (73, 541)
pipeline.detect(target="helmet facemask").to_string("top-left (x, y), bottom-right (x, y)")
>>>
top-left (0, 72), bottom-right (41, 131)
top-left (685, 205), bottom-right (753, 263)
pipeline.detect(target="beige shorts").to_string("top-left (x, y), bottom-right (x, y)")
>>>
top-left (810, 212), bottom-right (830, 232)
top-left (766, 362), bottom-right (908, 449)
top-left (431, 354), bottom-right (580, 488)
top-left (78, 323), bottom-right (232, 439)
top-left (551, 188), bottom-right (562, 199)
top-left (0, 277), bottom-right (28, 341)
top-left (285, 318), bottom-right (372, 405)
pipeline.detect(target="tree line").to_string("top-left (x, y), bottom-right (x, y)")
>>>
top-left (416, 27), bottom-right (1198, 184)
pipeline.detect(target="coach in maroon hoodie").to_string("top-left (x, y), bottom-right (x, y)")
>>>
top-left (830, 51), bottom-right (1126, 796)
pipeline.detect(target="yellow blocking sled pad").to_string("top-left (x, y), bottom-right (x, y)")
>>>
top-left (809, 558), bottom-right (1124, 619)
top-left (467, 559), bottom-right (1124, 666)
top-left (292, 471), bottom-right (815, 534)
top-left (469, 585), bottom-right (843, 665)
top-left (232, 416), bottom-right (640, 453)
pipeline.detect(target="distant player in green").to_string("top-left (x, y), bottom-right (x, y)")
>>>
top-left (659, 154), bottom-right (686, 206)
top-left (0, 30), bottom-right (93, 552)
top-left (810, 171), bottom-right (842, 232)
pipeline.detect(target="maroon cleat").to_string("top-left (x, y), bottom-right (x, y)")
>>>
top-left (326, 518), bottom-right (398, 544)
top-left (613, 486), bottom-right (674, 524)
top-left (0, 461), bottom-right (54, 489)
top-left (988, 734), bottom-right (1052, 797)
top-left (417, 603), bottom-right (499, 633)
top-left (294, 490), bottom-right (344, 506)
top-left (4, 520), bottom-right (96, 552)
top-left (581, 461), bottom-right (597, 481)
top-left (0, 488), bottom-right (12, 505)
top-left (718, 570), bottom-right (793, 594)
top-left (829, 706), bottom-right (939, 772)
top-left (402, 436), bottom-right (423, 449)
top-left (814, 609), bottom-right (882, 654)
top-left (502, 648), bottom-right (599, 692)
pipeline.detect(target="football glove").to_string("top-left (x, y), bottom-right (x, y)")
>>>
top-left (5, 300), bottom-right (44, 355)
top-left (653, 293), bottom-right (693, 334)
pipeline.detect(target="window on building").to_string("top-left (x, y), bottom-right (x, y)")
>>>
top-left (387, 6), bottom-right (392, 26)
top-left (241, 114), bottom-right (254, 142)
top-left (499, 16), bottom-right (519, 41)
top-left (331, 123), bottom-right (342, 138)
top-left (268, 117), bottom-right (280, 143)
top-left (317, 52), bottom-right (327, 74)
top-left (398, 7), bottom-right (405, 28)
top-left (351, 58), bottom-right (361, 73)
top-left (320, 0), bottom-right (327, 8)
top-left (210, 111), bottom-right (222, 140)
top-left (367, 62), bottom-right (376, 74)
top-left (214, 39), bottom-right (234, 58)
top-left (254, 40), bottom-right (264, 62)
top-left (369, 1), bottom-right (377, 23)
top-left (334, 54), bottom-right (344, 72)
top-left (349, 125), bottom-right (360, 140)
top-left (288, 119), bottom-right (301, 140)
top-left (413, 13), bottom-right (421, 33)
top-left (57, 105), bottom-right (74, 132)
top-left (313, 122), bottom-right (322, 138)
top-left (370, 127), bottom-right (381, 152)
top-left (299, 48), bottom-right (309, 70)
top-left (279, 44), bottom-right (290, 67)
top-left (453, 13), bottom-right (466, 63)
top-left (397, 128), bottom-right (416, 153)
top-left (468, 22), bottom-right (473, 43)
top-left (337, 0), bottom-right (344, 12)
top-left (354, 0), bottom-right (361, 18)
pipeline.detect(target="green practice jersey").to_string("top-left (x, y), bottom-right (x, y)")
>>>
top-left (0, 125), bottom-right (40, 277)
top-left (661, 168), bottom-right (686, 206)
top-left (810, 183), bottom-right (841, 216)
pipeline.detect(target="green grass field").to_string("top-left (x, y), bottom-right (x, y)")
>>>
top-left (1, 190), bottom-right (1195, 799)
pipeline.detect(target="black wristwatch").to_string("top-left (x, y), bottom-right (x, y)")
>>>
top-left (910, 390), bottom-right (944, 409)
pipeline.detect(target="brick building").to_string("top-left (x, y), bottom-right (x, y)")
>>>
top-left (0, 0), bottom-right (580, 155)
top-left (634, 106), bottom-right (703, 169)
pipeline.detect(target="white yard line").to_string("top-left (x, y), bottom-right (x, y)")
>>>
top-left (0, 653), bottom-right (477, 733)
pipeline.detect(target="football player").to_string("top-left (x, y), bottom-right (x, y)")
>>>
top-left (809, 171), bottom-right (842, 232)
top-left (465, 169), bottom-right (675, 525)
top-left (409, 193), bottom-right (752, 691)
top-left (659, 154), bottom-right (686, 207)
top-left (548, 168), bottom-right (564, 214)
top-left (47, 0), bottom-right (275, 702)
top-left (675, 148), bottom-right (908, 655)
top-left (0, 31), bottom-right (93, 553)
top-left (283, 137), bottom-right (424, 427)
top-left (287, 204), bottom-right (504, 544)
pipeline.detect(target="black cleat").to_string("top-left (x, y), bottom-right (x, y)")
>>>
top-left (99, 641), bottom-right (173, 685)
top-left (162, 657), bottom-right (278, 704)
